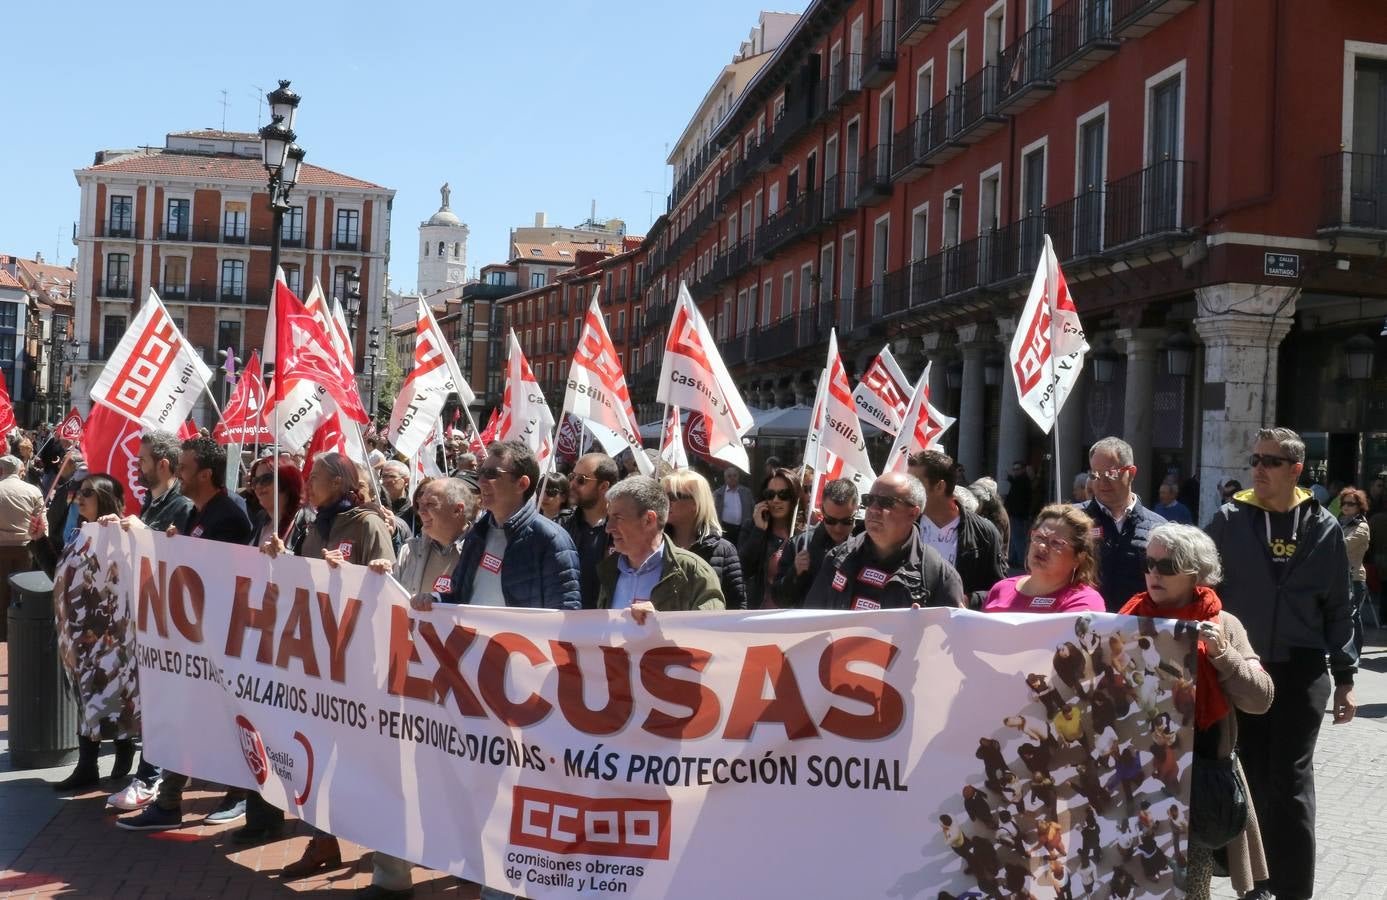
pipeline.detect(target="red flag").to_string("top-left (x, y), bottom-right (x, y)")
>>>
top-left (215, 350), bottom-right (271, 445)
top-left (272, 273), bottom-right (368, 423)
top-left (301, 414), bottom-right (348, 485)
top-left (478, 408), bottom-right (499, 446)
top-left (0, 368), bottom-right (16, 438)
top-left (57, 407), bottom-right (84, 442)
top-left (79, 404), bottom-right (143, 515)
top-left (177, 419), bottom-right (198, 441)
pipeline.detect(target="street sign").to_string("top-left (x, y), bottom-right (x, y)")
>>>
top-left (1265, 252), bottom-right (1300, 278)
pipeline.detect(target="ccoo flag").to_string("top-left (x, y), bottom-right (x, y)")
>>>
top-left (817, 329), bottom-right (877, 496)
top-left (659, 405), bottom-right (688, 470)
top-left (499, 330), bottom-right (555, 472)
top-left (564, 292), bottom-right (652, 475)
top-left (1009, 234), bottom-right (1088, 433)
top-left (882, 363), bottom-right (957, 474)
top-left (851, 346), bottom-right (914, 436)
top-left (656, 282), bottom-right (752, 472)
top-left (387, 297), bottom-right (476, 458)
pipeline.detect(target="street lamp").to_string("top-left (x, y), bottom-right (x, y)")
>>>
top-left (367, 327), bottom-right (380, 420)
top-left (344, 269), bottom-right (362, 332)
top-left (258, 79), bottom-right (303, 379)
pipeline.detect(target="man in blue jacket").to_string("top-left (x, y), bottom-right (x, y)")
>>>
top-left (1080, 436), bottom-right (1166, 611)
top-left (434, 440), bottom-right (581, 610)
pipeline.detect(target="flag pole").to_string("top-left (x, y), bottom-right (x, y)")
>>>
top-left (1045, 240), bottom-right (1064, 505)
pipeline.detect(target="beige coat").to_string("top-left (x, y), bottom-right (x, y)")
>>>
top-left (1344, 518), bottom-right (1371, 583)
top-left (1207, 610), bottom-right (1274, 894)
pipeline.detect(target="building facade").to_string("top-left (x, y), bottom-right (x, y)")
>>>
top-left (0, 253), bottom-right (77, 424)
top-left (71, 129), bottom-right (395, 422)
top-left (418, 182), bottom-right (469, 296)
top-left (615, 0), bottom-right (1387, 516)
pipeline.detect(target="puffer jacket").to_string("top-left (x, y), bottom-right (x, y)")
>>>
top-left (684, 531), bottom-right (747, 610)
top-left (442, 501), bottom-right (581, 609)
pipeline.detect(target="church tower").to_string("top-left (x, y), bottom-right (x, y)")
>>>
top-left (418, 182), bottom-right (469, 294)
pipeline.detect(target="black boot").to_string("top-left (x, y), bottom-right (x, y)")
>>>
top-left (111, 739), bottom-right (136, 780)
top-left (53, 737), bottom-right (101, 791)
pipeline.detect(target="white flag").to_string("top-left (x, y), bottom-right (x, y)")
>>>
top-left (883, 363), bottom-right (958, 474)
top-left (329, 297), bottom-right (355, 368)
top-left (263, 275), bottom-right (354, 453)
top-left (387, 298), bottom-right (477, 458)
top-left (90, 288), bottom-right (214, 431)
top-left (803, 373), bottom-right (830, 520)
top-left (819, 329), bottom-right (877, 496)
top-left (499, 330), bottom-right (555, 472)
top-left (660, 405), bottom-right (688, 470)
top-left (1009, 234), bottom-right (1088, 433)
top-left (564, 294), bottom-right (652, 475)
top-left (656, 282), bottom-right (753, 472)
top-left (852, 346), bottom-right (913, 436)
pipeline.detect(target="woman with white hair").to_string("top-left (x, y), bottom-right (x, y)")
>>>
top-left (1118, 523), bottom-right (1273, 899)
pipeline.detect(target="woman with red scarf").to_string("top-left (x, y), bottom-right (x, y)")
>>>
top-left (1120, 523), bottom-right (1274, 900)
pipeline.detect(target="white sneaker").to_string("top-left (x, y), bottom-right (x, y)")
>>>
top-left (107, 777), bottom-right (160, 811)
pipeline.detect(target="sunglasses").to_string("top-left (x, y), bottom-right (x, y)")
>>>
top-left (1248, 453), bottom-right (1296, 469)
top-left (78, 487), bottom-right (99, 498)
top-left (666, 492), bottom-right (693, 502)
top-left (860, 493), bottom-right (905, 511)
top-left (763, 488), bottom-right (796, 502)
top-left (1089, 467), bottom-right (1133, 483)
top-left (543, 486), bottom-right (565, 498)
top-left (571, 473), bottom-right (597, 486)
top-left (820, 513), bottom-right (855, 526)
top-left (477, 467), bottom-right (511, 481)
top-left (252, 473), bottom-right (275, 487)
top-left (1144, 556), bottom-right (1184, 576)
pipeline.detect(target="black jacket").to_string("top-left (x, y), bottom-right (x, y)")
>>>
top-left (684, 531), bottom-right (747, 610)
top-left (560, 508), bottom-right (613, 610)
top-left (1207, 488), bottom-right (1357, 683)
top-left (738, 524), bottom-right (790, 608)
top-left (932, 509), bottom-right (1008, 609)
top-left (182, 491), bottom-right (252, 545)
top-left (1081, 498), bottom-right (1167, 611)
top-left (804, 528), bottom-right (965, 610)
top-left (140, 482), bottom-right (194, 534)
top-left (772, 522), bottom-right (858, 607)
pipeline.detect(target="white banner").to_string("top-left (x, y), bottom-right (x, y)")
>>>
top-left (105, 525), bottom-right (1193, 899)
top-left (851, 346), bottom-right (912, 436)
top-left (90, 289), bottom-right (214, 431)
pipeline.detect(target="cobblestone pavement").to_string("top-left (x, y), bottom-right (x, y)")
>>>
top-left (4, 635), bottom-right (1386, 898)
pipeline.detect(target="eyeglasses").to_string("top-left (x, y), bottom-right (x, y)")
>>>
top-left (571, 473), bottom-right (596, 486)
top-left (78, 487), bottom-right (98, 498)
top-left (1029, 531), bottom-right (1073, 553)
top-left (861, 493), bottom-right (906, 511)
top-left (477, 466), bottom-right (510, 481)
top-left (1248, 453), bottom-right (1296, 469)
top-left (666, 492), bottom-right (692, 503)
top-left (543, 486), bottom-right (565, 498)
top-left (1089, 467), bottom-right (1134, 483)
top-left (763, 488), bottom-right (796, 502)
top-left (252, 474), bottom-right (275, 487)
top-left (1144, 556), bottom-right (1185, 576)
top-left (820, 513), bottom-right (855, 526)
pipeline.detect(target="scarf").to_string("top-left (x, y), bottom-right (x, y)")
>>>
top-left (314, 498), bottom-right (353, 541)
top-left (1119, 585), bottom-right (1229, 730)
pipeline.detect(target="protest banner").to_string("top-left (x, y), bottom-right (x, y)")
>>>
top-left (100, 525), bottom-right (1192, 899)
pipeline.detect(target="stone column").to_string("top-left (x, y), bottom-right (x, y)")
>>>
top-left (955, 322), bottom-right (994, 481)
top-left (993, 317), bottom-right (1029, 487)
top-left (1116, 327), bottom-right (1167, 500)
top-left (1194, 284), bottom-right (1298, 522)
top-left (1057, 363), bottom-right (1088, 495)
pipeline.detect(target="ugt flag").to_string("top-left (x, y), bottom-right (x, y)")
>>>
top-left (1009, 234), bottom-right (1088, 433)
top-left (90, 288), bottom-right (213, 432)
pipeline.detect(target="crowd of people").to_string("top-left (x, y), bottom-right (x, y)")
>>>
top-left (4, 418), bottom-right (1369, 899)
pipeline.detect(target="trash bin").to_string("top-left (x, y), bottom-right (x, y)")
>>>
top-left (7, 570), bottom-right (78, 769)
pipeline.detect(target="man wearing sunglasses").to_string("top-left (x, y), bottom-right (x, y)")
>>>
top-left (909, 450), bottom-right (1007, 609)
top-left (435, 440), bottom-right (581, 610)
top-left (559, 453), bottom-right (619, 609)
top-left (1207, 426), bottom-right (1356, 900)
top-left (1079, 436), bottom-right (1167, 611)
top-left (772, 478), bottom-right (860, 605)
top-left (804, 472), bottom-right (964, 611)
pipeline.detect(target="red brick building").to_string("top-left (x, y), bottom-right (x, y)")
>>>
top-left (71, 129), bottom-right (394, 421)
top-left (622, 0), bottom-right (1387, 513)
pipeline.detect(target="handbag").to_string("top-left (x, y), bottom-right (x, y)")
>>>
top-left (1188, 724), bottom-right (1248, 849)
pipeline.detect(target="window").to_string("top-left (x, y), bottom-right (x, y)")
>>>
top-left (221, 260), bottom-right (246, 300)
top-left (109, 195), bottom-right (133, 235)
top-left (102, 315), bottom-right (127, 356)
top-left (1078, 110), bottom-right (1107, 253)
top-left (616, 309), bottom-right (626, 339)
top-left (819, 246), bottom-right (835, 307)
top-left (0, 335), bottom-right (15, 384)
top-left (438, 241), bottom-right (446, 257)
top-left (105, 253), bottom-right (130, 296)
top-left (336, 209), bottom-right (360, 249)
top-left (223, 202), bottom-right (247, 242)
top-left (1147, 71), bottom-right (1183, 231)
top-left (561, 321), bottom-right (569, 346)
top-left (548, 323), bottom-right (556, 352)
top-left (453, 242), bottom-right (461, 259)
top-left (871, 217), bottom-right (890, 313)
top-left (333, 266), bottom-right (354, 302)
top-left (217, 321), bottom-right (242, 356)
top-left (282, 264), bottom-right (302, 296)
top-left (162, 257), bottom-right (188, 297)
top-left (0, 304), bottom-right (17, 330)
top-left (166, 198), bottom-right (190, 239)
top-left (282, 205), bottom-right (304, 243)
top-left (531, 272), bottom-right (546, 288)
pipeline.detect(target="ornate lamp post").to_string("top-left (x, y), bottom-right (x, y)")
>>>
top-left (367, 328), bottom-right (380, 421)
top-left (258, 80), bottom-right (303, 374)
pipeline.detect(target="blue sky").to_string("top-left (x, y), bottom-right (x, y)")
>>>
top-left (1, 1), bottom-right (779, 289)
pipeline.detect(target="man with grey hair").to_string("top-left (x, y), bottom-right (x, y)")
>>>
top-left (1207, 426), bottom-right (1356, 900)
top-left (0, 453), bottom-right (42, 640)
top-left (379, 460), bottom-right (410, 517)
top-left (1081, 435), bottom-right (1166, 611)
top-left (596, 475), bottom-right (724, 613)
top-left (805, 472), bottom-right (964, 610)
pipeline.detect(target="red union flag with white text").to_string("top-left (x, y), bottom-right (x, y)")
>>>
top-left (273, 273), bottom-right (368, 424)
top-left (656, 282), bottom-right (752, 472)
top-left (818, 329), bottom-right (877, 496)
top-left (90, 289), bottom-right (213, 431)
top-left (388, 297), bottom-right (476, 458)
top-left (564, 293), bottom-right (652, 475)
top-left (851, 346), bottom-right (913, 436)
top-left (1009, 234), bottom-right (1088, 433)
top-left (215, 350), bottom-right (271, 445)
top-left (79, 403), bottom-right (143, 515)
top-left (0, 368), bottom-right (17, 439)
top-left (883, 363), bottom-right (957, 474)
top-left (499, 330), bottom-right (555, 471)
top-left (57, 407), bottom-right (83, 442)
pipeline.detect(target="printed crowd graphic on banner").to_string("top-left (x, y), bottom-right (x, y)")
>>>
top-left (101, 525), bottom-right (1194, 899)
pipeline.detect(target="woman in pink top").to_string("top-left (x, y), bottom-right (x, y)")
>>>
top-left (983, 503), bottom-right (1106, 613)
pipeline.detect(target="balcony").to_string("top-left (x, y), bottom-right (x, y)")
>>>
top-left (334, 235), bottom-right (361, 251)
top-left (862, 19), bottom-right (898, 89)
top-left (768, 88), bottom-right (824, 162)
top-left (462, 282), bottom-right (523, 301)
top-left (222, 225), bottom-right (248, 245)
top-left (722, 331), bottom-right (751, 368)
top-left (947, 65), bottom-right (1004, 146)
top-left (829, 54), bottom-right (863, 108)
top-left (891, 106), bottom-right (950, 181)
top-left (995, 23), bottom-right (1056, 114)
top-left (280, 231), bottom-right (306, 249)
top-left (1044, 190), bottom-right (1108, 263)
top-left (979, 215), bottom-right (1049, 287)
top-left (1104, 158), bottom-right (1193, 249)
top-left (820, 172), bottom-right (857, 224)
top-left (796, 303), bottom-right (835, 347)
top-left (856, 145), bottom-right (893, 205)
top-left (750, 316), bottom-right (800, 363)
top-left (159, 225), bottom-right (191, 242)
top-left (1048, 0), bottom-right (1120, 81)
top-left (160, 283), bottom-right (188, 300)
top-left (897, 0), bottom-right (939, 46)
top-left (727, 237), bottom-right (754, 277)
top-left (1320, 152), bottom-right (1387, 237)
top-left (101, 280), bottom-right (132, 299)
top-left (1112, 0), bottom-right (1195, 38)
top-left (98, 219), bottom-right (136, 239)
top-left (756, 189), bottom-right (823, 260)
